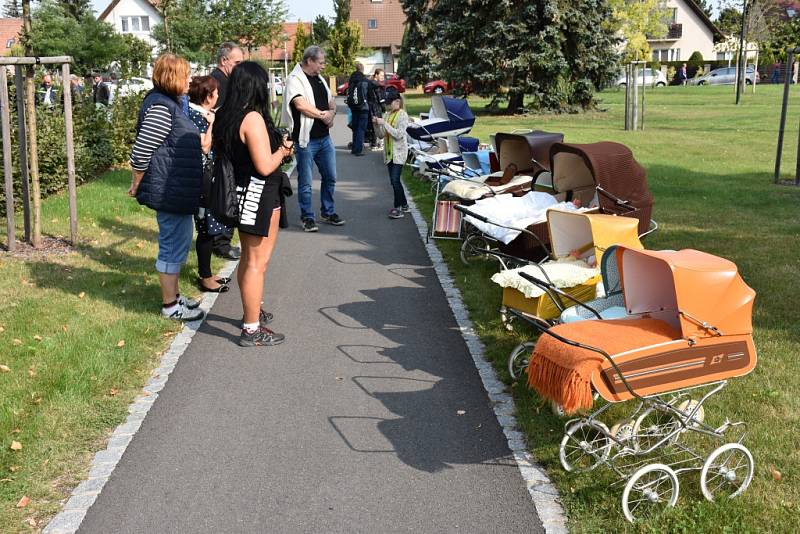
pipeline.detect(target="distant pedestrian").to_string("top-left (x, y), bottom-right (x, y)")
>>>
top-left (70, 75), bottom-right (84, 104)
top-left (678, 63), bottom-right (688, 86)
top-left (214, 61), bottom-right (293, 347)
top-left (346, 62), bottom-right (370, 156)
top-left (187, 75), bottom-right (232, 294)
top-left (36, 74), bottom-right (59, 107)
top-left (128, 53), bottom-right (204, 322)
top-left (92, 73), bottom-right (110, 106)
top-left (367, 68), bottom-right (386, 151)
top-left (771, 63), bottom-right (781, 84)
top-left (209, 42), bottom-right (245, 261)
top-left (282, 45), bottom-right (345, 232)
top-left (373, 87), bottom-right (409, 219)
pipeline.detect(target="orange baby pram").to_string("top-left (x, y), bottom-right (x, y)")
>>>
top-left (519, 247), bottom-right (757, 522)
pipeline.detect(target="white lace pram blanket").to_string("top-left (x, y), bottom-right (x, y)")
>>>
top-left (463, 192), bottom-right (582, 244)
top-left (491, 259), bottom-right (600, 299)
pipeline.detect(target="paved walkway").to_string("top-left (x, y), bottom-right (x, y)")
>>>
top-left (76, 110), bottom-right (546, 533)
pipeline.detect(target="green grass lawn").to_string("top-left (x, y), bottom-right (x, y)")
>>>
top-left (0, 171), bottom-right (224, 531)
top-left (404, 84), bottom-right (800, 532)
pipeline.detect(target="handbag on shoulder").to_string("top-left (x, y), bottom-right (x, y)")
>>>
top-left (208, 151), bottom-right (239, 227)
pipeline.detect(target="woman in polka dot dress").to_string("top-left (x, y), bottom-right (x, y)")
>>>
top-left (188, 75), bottom-right (232, 292)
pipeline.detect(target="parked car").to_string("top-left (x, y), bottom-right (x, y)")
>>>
top-left (614, 68), bottom-right (667, 87)
top-left (336, 74), bottom-right (406, 96)
top-left (690, 66), bottom-right (759, 86)
top-left (116, 77), bottom-right (153, 98)
top-left (423, 79), bottom-right (450, 94)
top-left (270, 75), bottom-right (283, 96)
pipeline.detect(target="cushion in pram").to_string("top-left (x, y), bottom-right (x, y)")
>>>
top-left (526, 318), bottom-right (680, 414)
top-left (441, 174), bottom-right (534, 200)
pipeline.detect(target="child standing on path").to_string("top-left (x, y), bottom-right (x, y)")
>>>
top-left (373, 88), bottom-right (409, 219)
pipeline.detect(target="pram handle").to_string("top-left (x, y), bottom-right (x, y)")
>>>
top-left (506, 308), bottom-right (646, 403)
top-left (639, 219), bottom-right (658, 239)
top-left (453, 205), bottom-right (490, 223)
top-left (517, 271), bottom-right (603, 320)
top-left (596, 186), bottom-right (636, 212)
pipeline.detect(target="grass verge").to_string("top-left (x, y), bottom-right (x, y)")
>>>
top-left (0, 170), bottom-right (224, 532)
top-left (404, 85), bottom-right (800, 532)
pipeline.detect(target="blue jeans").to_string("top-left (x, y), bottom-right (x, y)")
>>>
top-left (351, 109), bottom-right (368, 154)
top-left (387, 161), bottom-right (408, 208)
top-left (296, 135), bottom-right (337, 221)
top-left (155, 211), bottom-right (193, 274)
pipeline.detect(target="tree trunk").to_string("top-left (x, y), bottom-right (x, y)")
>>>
top-left (506, 92), bottom-right (524, 114)
top-left (21, 0), bottom-right (40, 247)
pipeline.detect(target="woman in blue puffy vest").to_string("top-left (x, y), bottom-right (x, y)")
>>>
top-left (128, 53), bottom-right (204, 322)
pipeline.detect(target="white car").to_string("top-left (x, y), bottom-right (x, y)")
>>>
top-left (271, 75), bottom-right (284, 96)
top-left (117, 77), bottom-right (153, 98)
top-left (615, 68), bottom-right (667, 87)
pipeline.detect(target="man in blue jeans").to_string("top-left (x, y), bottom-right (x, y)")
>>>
top-left (282, 45), bottom-right (345, 232)
top-left (347, 62), bottom-right (370, 156)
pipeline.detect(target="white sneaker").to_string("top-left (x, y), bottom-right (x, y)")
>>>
top-left (162, 303), bottom-right (204, 322)
top-left (178, 295), bottom-right (201, 309)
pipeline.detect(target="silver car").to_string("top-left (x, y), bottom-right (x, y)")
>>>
top-left (615, 68), bottom-right (667, 87)
top-left (692, 66), bottom-right (758, 86)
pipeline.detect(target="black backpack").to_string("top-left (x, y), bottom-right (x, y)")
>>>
top-left (346, 79), bottom-right (366, 108)
top-left (208, 151), bottom-right (239, 227)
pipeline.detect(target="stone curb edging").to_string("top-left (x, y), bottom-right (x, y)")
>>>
top-left (42, 259), bottom-right (240, 534)
top-left (404, 187), bottom-right (569, 534)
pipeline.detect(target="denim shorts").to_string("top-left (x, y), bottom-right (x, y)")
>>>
top-left (155, 211), bottom-right (194, 274)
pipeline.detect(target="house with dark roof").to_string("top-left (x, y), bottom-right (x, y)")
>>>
top-left (0, 18), bottom-right (22, 56)
top-left (648, 0), bottom-right (724, 61)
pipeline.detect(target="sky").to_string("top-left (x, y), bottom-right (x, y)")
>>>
top-left (90, 0), bottom-right (335, 21)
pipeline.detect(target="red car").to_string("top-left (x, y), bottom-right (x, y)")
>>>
top-left (336, 74), bottom-right (406, 96)
top-left (423, 79), bottom-right (471, 95)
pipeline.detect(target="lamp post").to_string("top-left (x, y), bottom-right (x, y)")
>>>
top-left (735, 0), bottom-right (749, 104)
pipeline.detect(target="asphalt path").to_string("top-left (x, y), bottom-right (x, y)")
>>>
top-left (78, 105), bottom-right (544, 533)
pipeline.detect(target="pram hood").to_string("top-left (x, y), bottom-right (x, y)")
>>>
top-left (495, 131), bottom-right (564, 175)
top-left (407, 95), bottom-right (475, 141)
top-left (617, 247), bottom-right (755, 338)
top-left (549, 142), bottom-right (654, 233)
top-left (547, 210), bottom-right (643, 263)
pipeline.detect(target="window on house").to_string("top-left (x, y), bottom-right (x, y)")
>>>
top-left (675, 49), bottom-right (680, 61)
top-left (368, 19), bottom-right (377, 29)
top-left (132, 17), bottom-right (140, 31)
top-left (121, 18), bottom-right (128, 32)
top-left (670, 8), bottom-right (677, 23)
top-left (141, 17), bottom-right (149, 31)
top-left (652, 50), bottom-right (660, 61)
top-left (121, 16), bottom-right (149, 33)
top-left (6, 38), bottom-right (14, 48)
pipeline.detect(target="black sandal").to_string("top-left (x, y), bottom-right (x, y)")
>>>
top-left (197, 279), bottom-right (230, 293)
top-left (215, 277), bottom-right (232, 285)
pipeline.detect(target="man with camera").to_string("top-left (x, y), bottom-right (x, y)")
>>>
top-left (281, 45), bottom-right (344, 233)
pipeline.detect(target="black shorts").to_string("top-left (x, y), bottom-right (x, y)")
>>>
top-left (236, 175), bottom-right (281, 237)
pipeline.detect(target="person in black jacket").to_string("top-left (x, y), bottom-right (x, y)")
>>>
top-left (347, 62), bottom-right (370, 156)
top-left (128, 53), bottom-right (204, 322)
top-left (209, 42), bottom-right (244, 260)
top-left (92, 74), bottom-right (110, 106)
top-left (367, 68), bottom-right (386, 150)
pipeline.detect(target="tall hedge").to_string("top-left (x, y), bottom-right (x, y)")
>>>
top-left (0, 87), bottom-right (144, 217)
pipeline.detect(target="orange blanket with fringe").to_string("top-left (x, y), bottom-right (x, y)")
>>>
top-left (526, 318), bottom-right (680, 414)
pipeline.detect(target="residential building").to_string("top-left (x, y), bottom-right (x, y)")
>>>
top-left (0, 18), bottom-right (21, 56)
top-left (98, 0), bottom-right (162, 51)
top-left (350, 0), bottom-right (405, 73)
top-left (648, 0), bottom-right (723, 61)
top-left (251, 22), bottom-right (312, 63)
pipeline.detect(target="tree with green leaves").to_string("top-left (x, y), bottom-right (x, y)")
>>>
top-left (333, 0), bottom-right (350, 27)
top-left (151, 0), bottom-right (217, 65)
top-left (716, 6), bottom-right (742, 36)
top-left (398, 0), bottom-right (432, 86)
top-left (292, 21), bottom-right (309, 65)
top-left (694, 0), bottom-right (713, 18)
top-left (312, 15), bottom-right (331, 44)
top-left (28, 0), bottom-right (145, 74)
top-left (214, 0), bottom-right (286, 57)
top-left (326, 0), bottom-right (361, 76)
top-left (425, 0), bottom-right (619, 113)
top-left (57, 0), bottom-right (91, 20)
top-left (607, 0), bottom-right (669, 61)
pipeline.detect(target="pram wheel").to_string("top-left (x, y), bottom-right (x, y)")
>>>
top-left (622, 463), bottom-right (679, 523)
top-left (632, 406), bottom-right (681, 452)
top-left (508, 341), bottom-right (535, 381)
top-left (460, 234), bottom-right (493, 265)
top-left (700, 443), bottom-right (754, 502)
top-left (559, 421), bottom-right (612, 472)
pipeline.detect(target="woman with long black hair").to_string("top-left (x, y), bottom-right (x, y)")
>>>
top-left (213, 61), bottom-right (293, 347)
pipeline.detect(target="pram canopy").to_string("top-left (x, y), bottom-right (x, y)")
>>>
top-left (617, 247), bottom-right (755, 339)
top-left (548, 210), bottom-right (643, 263)
top-left (495, 131), bottom-right (564, 176)
top-left (549, 142), bottom-right (654, 234)
top-left (407, 96), bottom-right (475, 141)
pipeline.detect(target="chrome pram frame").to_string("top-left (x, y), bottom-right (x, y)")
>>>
top-left (509, 307), bottom-right (755, 523)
